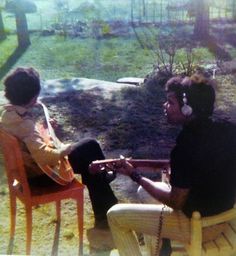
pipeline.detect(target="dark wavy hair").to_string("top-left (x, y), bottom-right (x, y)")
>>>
top-left (4, 67), bottom-right (41, 106)
top-left (165, 73), bottom-right (216, 118)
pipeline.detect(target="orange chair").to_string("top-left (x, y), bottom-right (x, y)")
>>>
top-left (0, 129), bottom-right (84, 255)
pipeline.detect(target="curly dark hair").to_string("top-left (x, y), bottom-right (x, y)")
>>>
top-left (4, 67), bottom-right (41, 106)
top-left (165, 73), bottom-right (216, 118)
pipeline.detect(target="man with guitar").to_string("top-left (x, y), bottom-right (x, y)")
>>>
top-left (90, 74), bottom-right (236, 255)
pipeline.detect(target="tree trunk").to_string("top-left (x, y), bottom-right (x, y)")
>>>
top-left (131, 0), bottom-right (134, 23)
top-left (0, 11), bottom-right (6, 40)
top-left (193, 0), bottom-right (209, 40)
top-left (233, 0), bottom-right (236, 21)
top-left (15, 11), bottom-right (30, 48)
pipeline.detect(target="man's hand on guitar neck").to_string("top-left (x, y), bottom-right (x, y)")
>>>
top-left (89, 157), bottom-right (170, 175)
top-left (89, 155), bottom-right (131, 174)
top-left (112, 156), bottom-right (135, 176)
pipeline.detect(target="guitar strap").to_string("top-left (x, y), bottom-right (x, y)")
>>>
top-left (36, 101), bottom-right (74, 185)
top-left (39, 101), bottom-right (61, 147)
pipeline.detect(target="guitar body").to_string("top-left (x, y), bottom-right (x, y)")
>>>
top-left (39, 157), bottom-right (74, 185)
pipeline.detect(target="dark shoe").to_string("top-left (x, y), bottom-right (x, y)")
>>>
top-left (87, 227), bottom-right (115, 251)
top-left (160, 238), bottom-right (172, 256)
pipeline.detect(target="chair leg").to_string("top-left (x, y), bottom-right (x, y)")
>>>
top-left (9, 194), bottom-right (17, 238)
top-left (7, 194), bottom-right (16, 254)
top-left (76, 192), bottom-right (84, 256)
top-left (56, 201), bottom-right (61, 223)
top-left (25, 205), bottom-right (32, 255)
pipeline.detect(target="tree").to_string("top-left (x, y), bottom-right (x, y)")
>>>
top-left (0, 0), bottom-right (6, 40)
top-left (233, 0), bottom-right (236, 21)
top-left (0, 8), bottom-right (6, 40)
top-left (5, 0), bottom-right (37, 48)
top-left (193, 0), bottom-right (210, 39)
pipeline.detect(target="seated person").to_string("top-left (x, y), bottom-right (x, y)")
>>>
top-left (0, 67), bottom-right (118, 229)
top-left (107, 74), bottom-right (236, 255)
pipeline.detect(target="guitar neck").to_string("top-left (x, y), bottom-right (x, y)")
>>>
top-left (128, 159), bottom-right (169, 168)
top-left (89, 158), bottom-right (169, 174)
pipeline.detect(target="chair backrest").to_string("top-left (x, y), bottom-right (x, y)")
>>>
top-left (0, 129), bottom-right (31, 199)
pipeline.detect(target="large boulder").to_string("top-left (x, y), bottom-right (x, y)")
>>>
top-left (40, 77), bottom-right (135, 99)
top-left (1, 77), bottom-right (135, 106)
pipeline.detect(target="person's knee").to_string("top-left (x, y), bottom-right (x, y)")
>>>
top-left (137, 185), bottom-right (157, 203)
top-left (79, 138), bottom-right (100, 149)
top-left (86, 139), bottom-right (104, 154)
top-left (107, 204), bottom-right (128, 224)
top-left (107, 204), bottom-right (120, 220)
top-left (78, 138), bottom-right (104, 160)
top-left (87, 139), bottom-right (100, 147)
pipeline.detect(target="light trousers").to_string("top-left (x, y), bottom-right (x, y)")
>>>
top-left (107, 182), bottom-right (190, 256)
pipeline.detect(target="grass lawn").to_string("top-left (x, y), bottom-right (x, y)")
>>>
top-left (0, 30), bottom-right (218, 91)
top-left (0, 33), bottom-right (156, 88)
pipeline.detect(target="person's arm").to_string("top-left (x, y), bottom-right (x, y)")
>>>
top-left (137, 177), bottom-right (189, 209)
top-left (1, 106), bottom-right (73, 165)
top-left (117, 160), bottom-right (189, 210)
top-left (21, 119), bottom-right (73, 166)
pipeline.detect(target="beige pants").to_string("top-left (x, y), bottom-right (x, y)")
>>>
top-left (107, 182), bottom-right (227, 256)
top-left (107, 182), bottom-right (190, 256)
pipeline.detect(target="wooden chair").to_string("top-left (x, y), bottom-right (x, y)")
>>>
top-left (158, 206), bottom-right (236, 256)
top-left (118, 161), bottom-right (236, 256)
top-left (0, 129), bottom-right (85, 255)
top-left (183, 206), bottom-right (236, 256)
top-left (145, 206), bottom-right (236, 256)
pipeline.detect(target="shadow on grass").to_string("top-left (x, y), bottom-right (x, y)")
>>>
top-left (7, 237), bottom-right (14, 255)
top-left (203, 35), bottom-right (232, 61)
top-left (43, 79), bottom-right (178, 160)
top-left (51, 221), bottom-right (60, 256)
top-left (44, 73), bottom-right (236, 162)
top-left (7, 219), bottom-right (62, 256)
top-left (0, 45), bottom-right (28, 80)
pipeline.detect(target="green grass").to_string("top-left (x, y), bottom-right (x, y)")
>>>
top-left (0, 34), bottom-right (155, 86)
top-left (0, 35), bottom-right (18, 66)
top-left (0, 31), bottom-right (218, 90)
top-left (176, 47), bottom-right (215, 66)
top-left (1, 0), bottom-right (234, 89)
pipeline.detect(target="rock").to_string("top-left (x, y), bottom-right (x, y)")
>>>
top-left (117, 77), bottom-right (144, 85)
top-left (0, 78), bottom-right (135, 106)
top-left (219, 59), bottom-right (236, 74)
top-left (63, 230), bottom-right (75, 239)
top-left (40, 77), bottom-right (135, 99)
